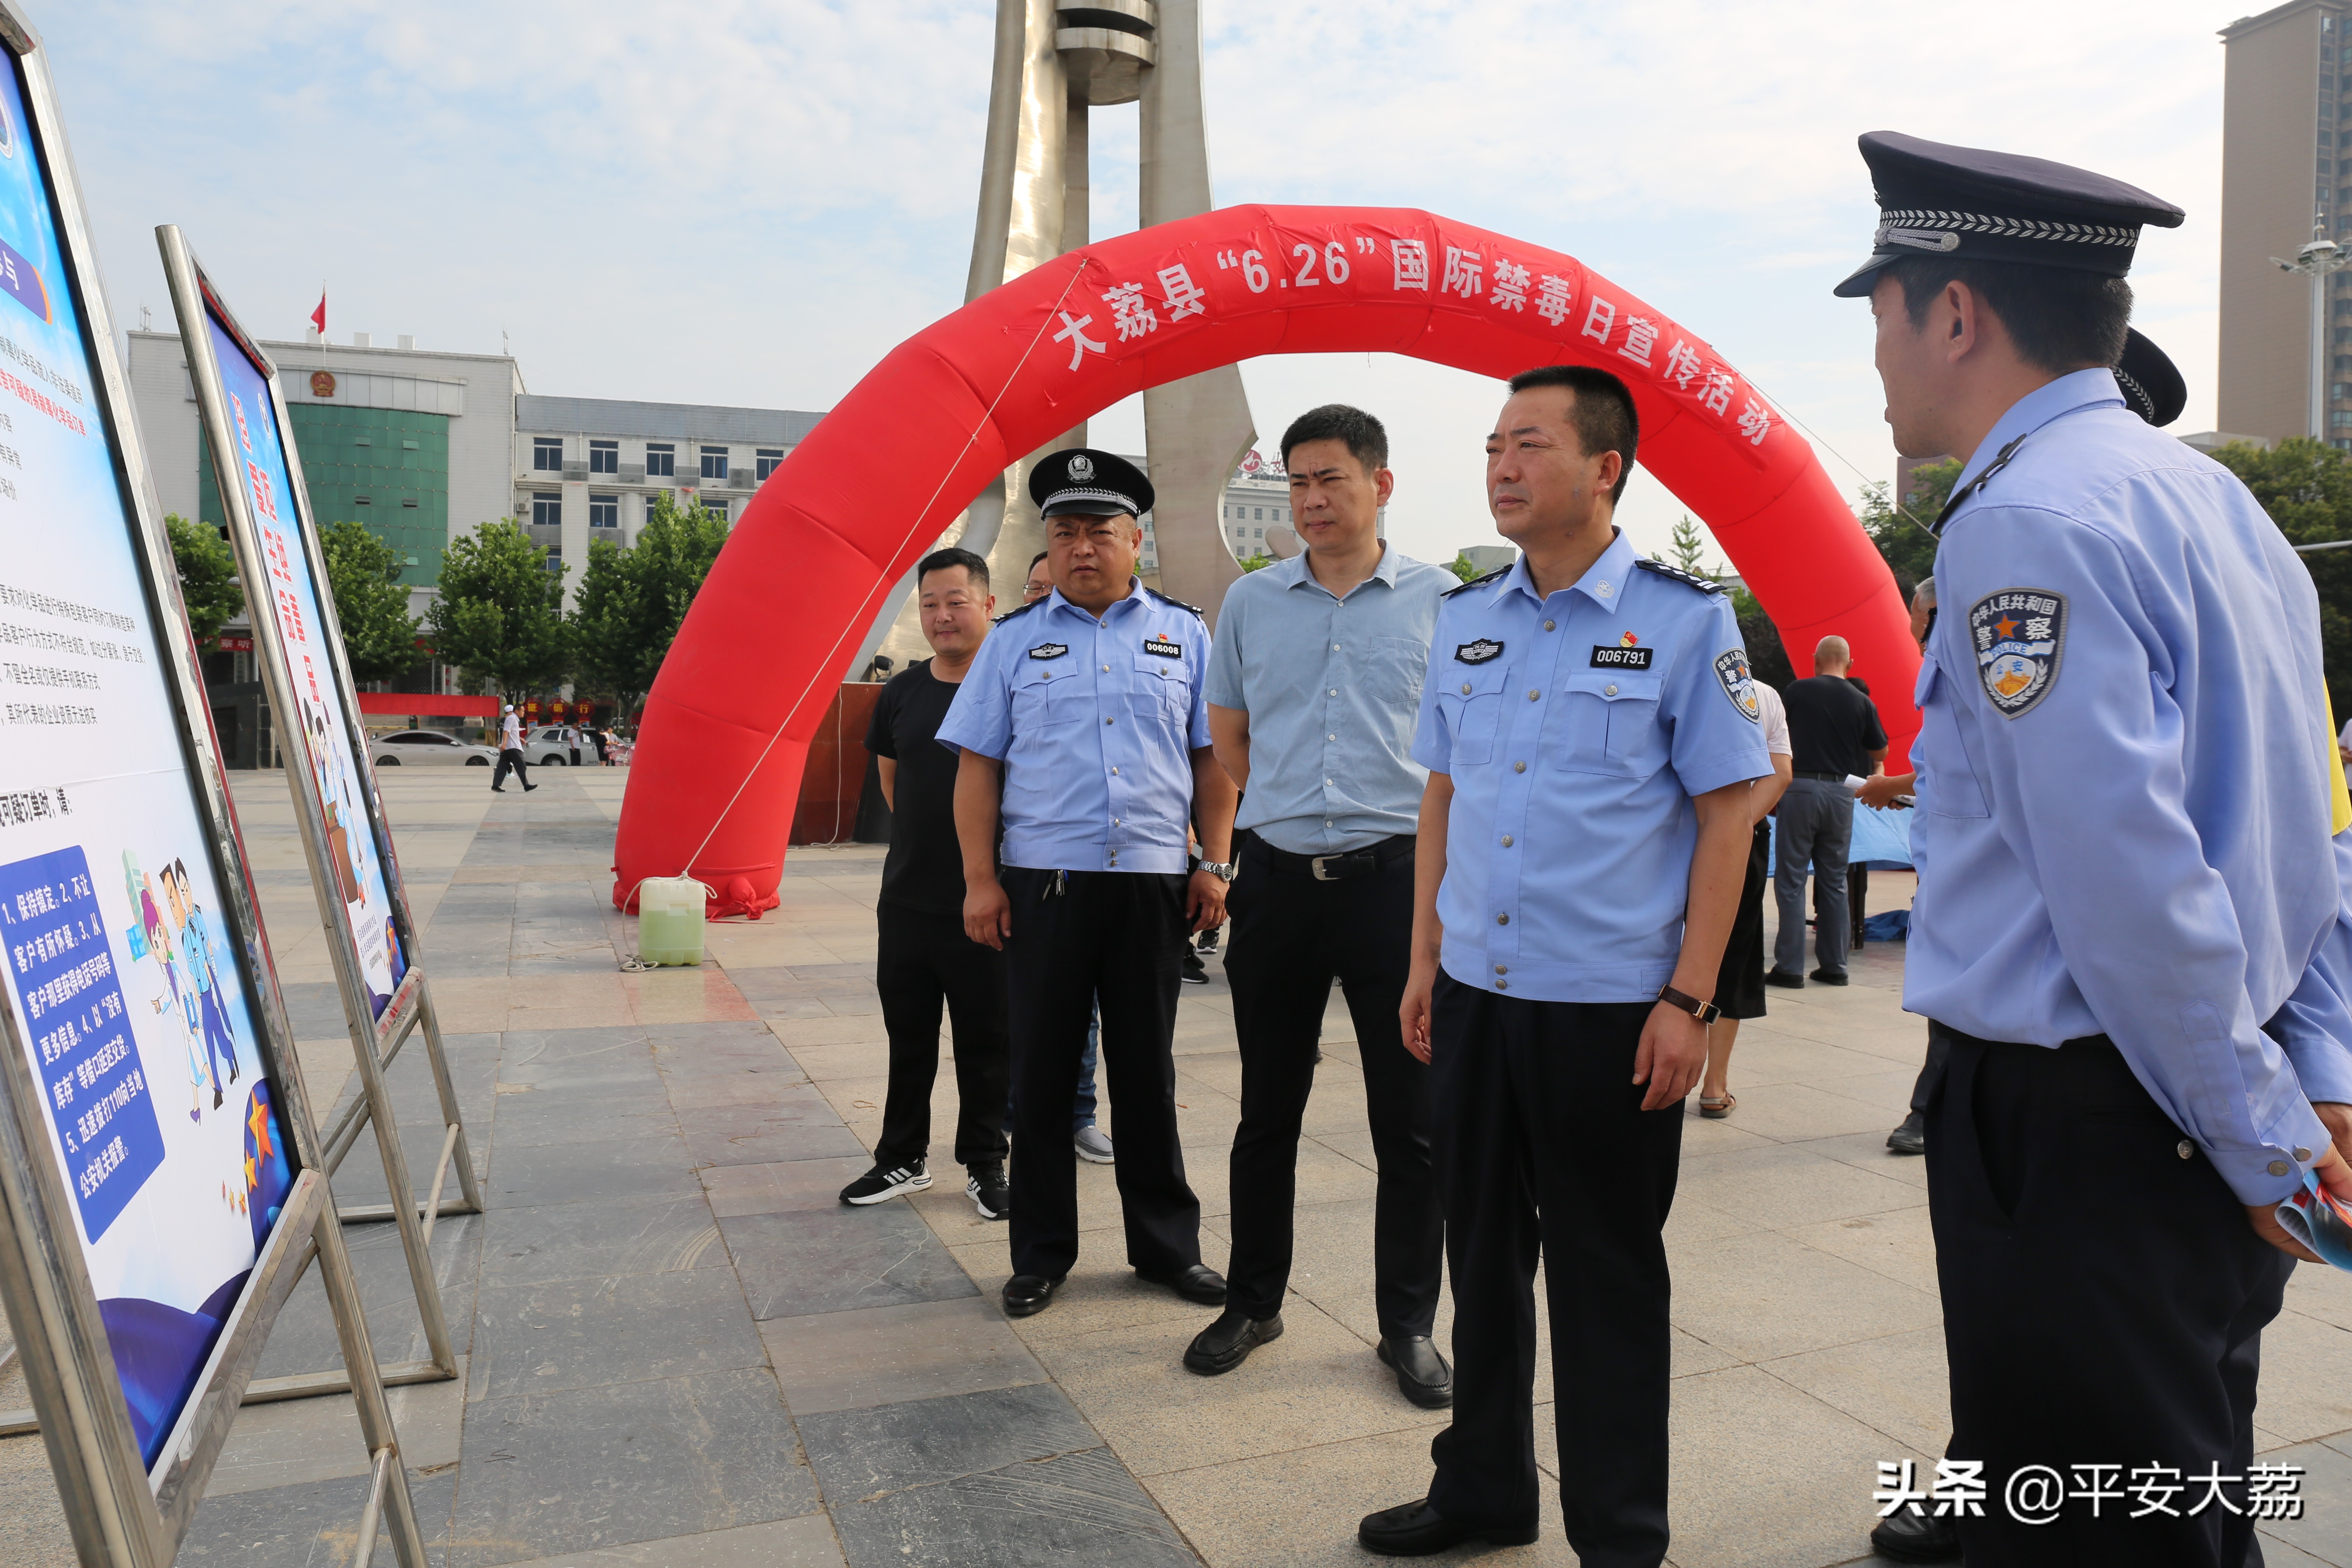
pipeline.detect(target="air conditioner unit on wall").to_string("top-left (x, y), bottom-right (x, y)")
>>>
top-left (561, 462), bottom-right (588, 481)
top-left (619, 463), bottom-right (645, 483)
top-left (731, 472), bottom-right (755, 489)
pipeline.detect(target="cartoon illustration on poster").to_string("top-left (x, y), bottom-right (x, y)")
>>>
top-left (204, 314), bottom-right (403, 1018)
top-left (0, 55), bottom-right (295, 1466)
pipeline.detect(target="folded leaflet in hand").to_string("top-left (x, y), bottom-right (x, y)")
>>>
top-left (2276, 1172), bottom-right (2352, 1271)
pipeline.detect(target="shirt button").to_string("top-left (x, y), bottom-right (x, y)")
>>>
top-left (1501, 835), bottom-right (1513, 846)
top-left (1105, 717), bottom-right (1114, 725)
top-left (1330, 688), bottom-right (1338, 696)
top-left (1513, 760), bottom-right (1526, 773)
top-left (1333, 643), bottom-right (1341, 650)
top-left (1495, 979), bottom-right (1508, 990)
top-left (1101, 664), bottom-right (1109, 672)
top-left (1494, 964), bottom-right (1507, 974)
top-left (1495, 913), bottom-right (1509, 926)
top-left (1328, 733), bottom-right (1336, 740)
top-left (2268, 1160), bottom-right (2290, 1177)
top-left (2294, 1146), bottom-right (2313, 1162)
top-left (1544, 619), bottom-right (1556, 631)
top-left (1460, 682), bottom-right (1472, 695)
top-left (1110, 766), bottom-right (1118, 775)
top-left (2177, 1140), bottom-right (2193, 1160)
top-left (1527, 690), bottom-right (1539, 701)
top-left (1605, 684), bottom-right (1618, 697)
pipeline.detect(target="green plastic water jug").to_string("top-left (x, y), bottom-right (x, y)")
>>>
top-left (636, 877), bottom-right (708, 966)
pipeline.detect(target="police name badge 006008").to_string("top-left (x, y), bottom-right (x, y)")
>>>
top-left (1713, 648), bottom-right (1762, 722)
top-left (1143, 636), bottom-right (1182, 659)
top-left (1967, 589), bottom-right (2068, 718)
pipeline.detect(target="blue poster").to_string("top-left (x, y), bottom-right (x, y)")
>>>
top-left (206, 315), bottom-right (405, 1018)
top-left (0, 53), bottom-right (294, 1468)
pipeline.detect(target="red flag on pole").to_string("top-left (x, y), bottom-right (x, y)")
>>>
top-left (310, 290), bottom-right (325, 336)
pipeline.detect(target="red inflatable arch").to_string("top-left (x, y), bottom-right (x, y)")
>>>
top-left (614, 205), bottom-right (1915, 917)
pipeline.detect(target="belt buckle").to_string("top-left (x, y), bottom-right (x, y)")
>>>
top-left (1311, 854), bottom-right (1341, 882)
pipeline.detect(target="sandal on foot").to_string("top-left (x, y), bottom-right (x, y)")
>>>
top-left (1698, 1094), bottom-right (1736, 1119)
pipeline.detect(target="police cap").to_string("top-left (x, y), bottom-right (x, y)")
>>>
top-left (1833, 131), bottom-right (2184, 299)
top-left (1030, 448), bottom-right (1154, 520)
top-left (2114, 328), bottom-right (2186, 428)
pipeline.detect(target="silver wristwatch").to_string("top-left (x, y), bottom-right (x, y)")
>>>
top-left (1197, 861), bottom-right (1238, 883)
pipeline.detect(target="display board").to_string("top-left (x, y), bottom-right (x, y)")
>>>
top-left (0, 40), bottom-right (295, 1472)
top-left (197, 305), bottom-right (406, 1018)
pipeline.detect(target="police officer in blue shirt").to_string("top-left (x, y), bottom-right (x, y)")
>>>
top-left (1839, 131), bottom-right (2352, 1566)
top-left (1357, 366), bottom-right (1770, 1561)
top-left (938, 449), bottom-right (1241, 1321)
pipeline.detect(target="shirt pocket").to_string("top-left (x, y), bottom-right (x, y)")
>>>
top-left (1011, 662), bottom-right (1088, 730)
top-left (1129, 657), bottom-right (1191, 729)
top-left (1367, 635), bottom-right (1429, 711)
top-left (1435, 664), bottom-right (1509, 765)
top-left (1555, 670), bottom-right (1666, 777)
top-left (1913, 655), bottom-right (1989, 819)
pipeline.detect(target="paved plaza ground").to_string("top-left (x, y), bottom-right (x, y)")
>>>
top-left (2, 764), bottom-right (2350, 1566)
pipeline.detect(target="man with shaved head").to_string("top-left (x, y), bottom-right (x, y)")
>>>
top-left (1765, 634), bottom-right (1886, 988)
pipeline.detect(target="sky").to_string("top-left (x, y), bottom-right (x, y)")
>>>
top-left (42, 0), bottom-right (2251, 570)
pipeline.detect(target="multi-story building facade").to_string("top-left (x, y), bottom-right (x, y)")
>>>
top-left (2218, 0), bottom-right (2352, 448)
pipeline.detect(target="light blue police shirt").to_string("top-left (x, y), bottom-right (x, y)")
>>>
top-left (1409, 528), bottom-right (1772, 1002)
top-left (1908, 366), bottom-right (2345, 1205)
top-left (1204, 543), bottom-right (1456, 855)
top-left (935, 579), bottom-right (1212, 875)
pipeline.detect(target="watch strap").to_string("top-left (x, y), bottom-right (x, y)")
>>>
top-left (1657, 983), bottom-right (1720, 1025)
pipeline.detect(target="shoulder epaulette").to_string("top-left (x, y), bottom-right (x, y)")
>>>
top-left (1441, 566), bottom-right (1510, 598)
top-left (991, 598), bottom-right (1045, 626)
top-left (1635, 559), bottom-right (1726, 595)
top-left (1145, 586), bottom-right (1207, 619)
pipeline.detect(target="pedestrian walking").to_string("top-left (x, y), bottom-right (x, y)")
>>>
top-left (841, 546), bottom-right (1014, 1220)
top-left (1186, 403), bottom-right (1456, 1406)
top-left (1836, 129), bottom-right (2352, 1566)
top-left (1357, 366), bottom-right (1769, 1560)
top-left (491, 703), bottom-right (535, 793)
top-left (939, 448), bottom-right (1239, 1321)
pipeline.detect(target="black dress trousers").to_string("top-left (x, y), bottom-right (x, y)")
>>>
top-left (872, 900), bottom-right (1011, 1170)
top-left (1425, 974), bottom-right (1683, 1568)
top-left (1002, 866), bottom-right (1201, 1282)
top-left (1924, 1025), bottom-right (2293, 1568)
top-left (1221, 837), bottom-right (1441, 1334)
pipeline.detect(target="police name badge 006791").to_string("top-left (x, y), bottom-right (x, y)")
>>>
top-left (1592, 645), bottom-right (1654, 670)
top-left (1967, 589), bottom-right (2068, 718)
top-left (1714, 648), bottom-right (1762, 722)
top-left (1455, 639), bottom-right (1504, 665)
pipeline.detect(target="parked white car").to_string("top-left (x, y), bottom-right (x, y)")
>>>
top-left (522, 725), bottom-right (595, 766)
top-left (368, 729), bottom-right (500, 768)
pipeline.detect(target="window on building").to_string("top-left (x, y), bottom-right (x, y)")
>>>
top-left (756, 448), bottom-right (784, 480)
top-left (532, 492), bottom-right (561, 528)
top-left (354, 495), bottom-right (372, 506)
top-left (589, 439), bottom-right (618, 474)
top-left (590, 494), bottom-right (619, 529)
top-left (645, 442), bottom-right (676, 477)
top-left (701, 445), bottom-right (729, 481)
top-left (544, 548), bottom-right (563, 572)
top-left (703, 497), bottom-right (729, 523)
top-left (2333, 410), bottom-right (2352, 428)
top-left (533, 437), bottom-right (563, 471)
top-left (1254, 528), bottom-right (1265, 539)
top-left (1253, 508), bottom-right (1264, 520)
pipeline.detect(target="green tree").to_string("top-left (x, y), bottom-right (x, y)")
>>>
top-left (424, 519), bottom-right (570, 697)
top-left (318, 520), bottom-right (422, 685)
top-left (1652, 514), bottom-right (1723, 579)
top-left (165, 513), bottom-right (243, 646)
top-left (1858, 460), bottom-right (1958, 605)
top-left (570, 494), bottom-right (732, 713)
top-left (1236, 551), bottom-right (1275, 572)
top-left (1444, 552), bottom-right (1478, 584)
top-left (2206, 437), bottom-right (2352, 716)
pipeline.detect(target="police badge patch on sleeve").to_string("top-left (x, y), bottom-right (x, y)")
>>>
top-left (1713, 649), bottom-right (1761, 722)
top-left (1967, 589), bottom-right (2067, 717)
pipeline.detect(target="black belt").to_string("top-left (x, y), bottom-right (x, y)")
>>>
top-left (1794, 770), bottom-right (1848, 782)
top-left (1243, 831), bottom-right (1414, 882)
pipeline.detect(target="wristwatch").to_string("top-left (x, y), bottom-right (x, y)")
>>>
top-left (1197, 861), bottom-right (1238, 883)
top-left (1656, 983), bottom-right (1721, 1025)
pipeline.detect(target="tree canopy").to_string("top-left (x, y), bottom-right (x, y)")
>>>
top-left (164, 514), bottom-right (243, 646)
top-left (318, 519), bottom-right (422, 685)
top-left (2205, 438), bottom-right (2352, 717)
top-left (570, 494), bottom-right (731, 711)
top-left (423, 519), bottom-right (571, 697)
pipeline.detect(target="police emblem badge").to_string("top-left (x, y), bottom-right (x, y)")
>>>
top-left (1455, 639), bottom-right (1504, 665)
top-left (1068, 453), bottom-right (1095, 483)
top-left (1029, 642), bottom-right (1069, 660)
top-left (1967, 589), bottom-right (2067, 718)
top-left (1713, 648), bottom-right (1761, 722)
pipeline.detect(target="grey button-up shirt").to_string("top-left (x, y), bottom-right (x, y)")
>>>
top-left (1205, 543), bottom-right (1456, 855)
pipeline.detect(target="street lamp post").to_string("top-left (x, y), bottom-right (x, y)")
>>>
top-left (2276, 212), bottom-right (2352, 443)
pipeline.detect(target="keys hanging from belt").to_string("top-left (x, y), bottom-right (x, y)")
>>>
top-left (1044, 870), bottom-right (1067, 900)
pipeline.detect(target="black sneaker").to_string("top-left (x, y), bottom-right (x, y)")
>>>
top-left (967, 1162), bottom-right (1009, 1221)
top-left (840, 1159), bottom-right (931, 1205)
top-left (1181, 951), bottom-right (1209, 984)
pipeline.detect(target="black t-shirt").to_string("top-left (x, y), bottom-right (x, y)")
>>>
top-left (865, 661), bottom-right (978, 914)
top-left (1780, 675), bottom-right (1888, 779)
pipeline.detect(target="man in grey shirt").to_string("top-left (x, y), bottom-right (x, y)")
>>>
top-left (1187, 404), bottom-right (1457, 1407)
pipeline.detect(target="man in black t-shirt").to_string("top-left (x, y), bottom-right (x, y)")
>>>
top-left (1768, 636), bottom-right (1887, 987)
top-left (844, 546), bottom-right (1013, 1220)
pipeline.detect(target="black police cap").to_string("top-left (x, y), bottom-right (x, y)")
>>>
top-left (1029, 448), bottom-right (1154, 520)
top-left (2113, 328), bottom-right (2186, 428)
top-left (1834, 131), bottom-right (2184, 299)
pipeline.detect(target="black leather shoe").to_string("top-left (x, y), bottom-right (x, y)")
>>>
top-left (1869, 1503), bottom-right (1962, 1562)
top-left (1376, 1335), bottom-right (1453, 1409)
top-left (1183, 1309), bottom-right (1283, 1374)
top-left (1809, 967), bottom-right (1849, 985)
top-left (1764, 969), bottom-right (1805, 989)
top-left (1886, 1110), bottom-right (1927, 1156)
top-left (1358, 1500), bottom-right (1537, 1557)
top-left (1002, 1274), bottom-right (1062, 1317)
top-left (1136, 1263), bottom-right (1227, 1305)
